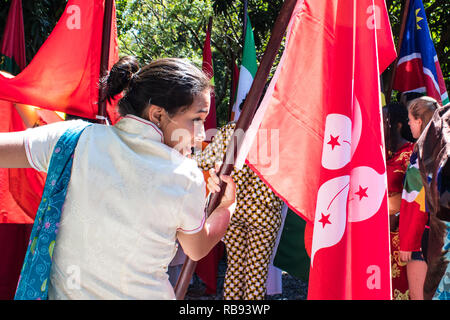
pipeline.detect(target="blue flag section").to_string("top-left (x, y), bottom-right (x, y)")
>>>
top-left (393, 0), bottom-right (448, 105)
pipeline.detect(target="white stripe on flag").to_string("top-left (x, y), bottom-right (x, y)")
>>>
top-left (397, 52), bottom-right (442, 96)
top-left (423, 64), bottom-right (441, 94)
top-left (397, 52), bottom-right (421, 66)
top-left (441, 91), bottom-right (448, 103)
top-left (232, 66), bottom-right (254, 121)
top-left (403, 87), bottom-right (427, 94)
top-left (402, 189), bottom-right (420, 203)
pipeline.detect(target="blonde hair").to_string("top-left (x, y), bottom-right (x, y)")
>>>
top-left (407, 96), bottom-right (439, 133)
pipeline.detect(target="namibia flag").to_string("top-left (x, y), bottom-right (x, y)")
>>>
top-left (393, 0), bottom-right (448, 105)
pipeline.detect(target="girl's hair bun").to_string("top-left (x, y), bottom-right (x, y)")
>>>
top-left (101, 55), bottom-right (140, 103)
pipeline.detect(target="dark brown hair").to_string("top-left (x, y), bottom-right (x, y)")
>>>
top-left (102, 56), bottom-right (212, 118)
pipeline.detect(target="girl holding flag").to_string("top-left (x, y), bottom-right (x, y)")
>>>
top-left (0, 56), bottom-right (236, 300)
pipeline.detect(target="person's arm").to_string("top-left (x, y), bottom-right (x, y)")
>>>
top-left (177, 173), bottom-right (235, 261)
top-left (0, 132), bottom-right (31, 168)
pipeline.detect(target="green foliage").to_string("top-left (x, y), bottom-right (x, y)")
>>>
top-left (0, 0), bottom-right (448, 125)
top-left (116, 0), bottom-right (284, 126)
top-left (116, 0), bottom-right (234, 124)
top-left (116, 0), bottom-right (213, 64)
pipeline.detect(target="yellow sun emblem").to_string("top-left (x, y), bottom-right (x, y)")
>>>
top-left (415, 8), bottom-right (424, 30)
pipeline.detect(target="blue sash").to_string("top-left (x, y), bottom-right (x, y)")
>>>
top-left (15, 122), bottom-right (91, 300)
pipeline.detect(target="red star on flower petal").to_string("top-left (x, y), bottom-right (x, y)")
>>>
top-left (355, 185), bottom-right (368, 200)
top-left (319, 213), bottom-right (331, 228)
top-left (327, 135), bottom-right (341, 150)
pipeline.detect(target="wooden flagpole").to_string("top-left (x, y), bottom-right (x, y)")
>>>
top-left (207, 16), bottom-right (213, 38)
top-left (385, 0), bottom-right (411, 104)
top-left (97, 0), bottom-right (114, 124)
top-left (173, 0), bottom-right (297, 300)
top-left (228, 50), bottom-right (237, 120)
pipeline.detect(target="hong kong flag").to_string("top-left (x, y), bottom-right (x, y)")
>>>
top-left (238, 0), bottom-right (396, 299)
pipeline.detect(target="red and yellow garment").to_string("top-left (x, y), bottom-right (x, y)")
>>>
top-left (399, 151), bottom-right (429, 252)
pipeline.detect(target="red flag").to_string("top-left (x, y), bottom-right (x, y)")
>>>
top-left (0, 0), bottom-right (26, 72)
top-left (202, 17), bottom-right (216, 138)
top-left (0, 101), bottom-right (47, 223)
top-left (0, 0), bottom-right (51, 223)
top-left (0, 0), bottom-right (65, 223)
top-left (0, 0), bottom-right (119, 123)
top-left (104, 1), bottom-right (121, 124)
top-left (0, 1), bottom-right (44, 299)
top-left (238, 0), bottom-right (396, 299)
top-left (0, 1), bottom-right (118, 298)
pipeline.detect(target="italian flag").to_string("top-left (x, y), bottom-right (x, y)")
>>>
top-left (399, 153), bottom-right (429, 252)
top-left (231, 14), bottom-right (258, 121)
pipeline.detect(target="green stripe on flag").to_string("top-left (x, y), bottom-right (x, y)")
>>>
top-left (242, 14), bottom-right (258, 78)
top-left (442, 95), bottom-right (449, 105)
top-left (231, 14), bottom-right (258, 121)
